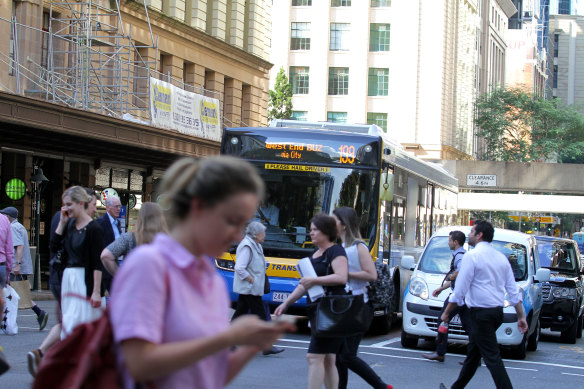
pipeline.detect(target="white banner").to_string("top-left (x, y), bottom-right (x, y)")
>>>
top-left (150, 77), bottom-right (221, 142)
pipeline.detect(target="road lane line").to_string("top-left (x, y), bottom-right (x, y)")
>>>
top-left (359, 351), bottom-right (431, 362)
top-left (561, 372), bottom-right (584, 377)
top-left (280, 339), bottom-right (310, 344)
top-left (369, 338), bottom-right (401, 348)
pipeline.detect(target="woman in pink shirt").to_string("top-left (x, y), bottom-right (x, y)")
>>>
top-left (110, 156), bottom-right (295, 389)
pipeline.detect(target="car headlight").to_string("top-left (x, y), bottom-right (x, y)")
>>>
top-left (504, 287), bottom-right (524, 308)
top-left (409, 277), bottom-right (429, 300)
top-left (215, 258), bottom-right (235, 271)
top-left (552, 287), bottom-right (576, 299)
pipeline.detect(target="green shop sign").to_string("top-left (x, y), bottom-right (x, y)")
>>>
top-left (5, 178), bottom-right (26, 200)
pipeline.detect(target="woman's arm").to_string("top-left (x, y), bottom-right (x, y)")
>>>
top-left (100, 233), bottom-right (132, 276)
top-left (274, 283), bottom-right (307, 315)
top-left (91, 269), bottom-right (102, 308)
top-left (301, 256), bottom-right (348, 290)
top-left (349, 244), bottom-right (377, 282)
top-left (234, 245), bottom-right (253, 283)
top-left (121, 316), bottom-right (294, 382)
top-left (100, 248), bottom-right (119, 276)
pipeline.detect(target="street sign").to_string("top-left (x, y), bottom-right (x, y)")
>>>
top-left (467, 174), bottom-right (497, 187)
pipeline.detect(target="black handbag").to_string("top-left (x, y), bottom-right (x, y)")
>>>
top-left (263, 273), bottom-right (270, 294)
top-left (312, 293), bottom-right (371, 337)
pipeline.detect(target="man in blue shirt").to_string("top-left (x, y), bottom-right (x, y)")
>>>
top-left (423, 230), bottom-right (470, 363)
top-left (440, 221), bottom-right (525, 389)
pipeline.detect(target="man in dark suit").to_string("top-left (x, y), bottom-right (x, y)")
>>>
top-left (95, 195), bottom-right (122, 293)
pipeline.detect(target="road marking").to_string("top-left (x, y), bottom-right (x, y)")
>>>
top-left (561, 372), bottom-right (584, 377)
top-left (369, 338), bottom-right (401, 348)
top-left (505, 366), bottom-right (537, 372)
top-left (280, 339), bottom-right (310, 344)
top-left (274, 345), bottom-right (307, 350)
top-left (360, 351), bottom-right (430, 362)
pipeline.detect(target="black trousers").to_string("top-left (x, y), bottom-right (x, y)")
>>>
top-left (436, 297), bottom-right (471, 356)
top-left (232, 294), bottom-right (269, 321)
top-left (336, 332), bottom-right (387, 389)
top-left (452, 307), bottom-right (513, 389)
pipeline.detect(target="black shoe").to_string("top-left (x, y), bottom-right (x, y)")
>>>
top-left (37, 311), bottom-right (49, 331)
top-left (262, 347), bottom-right (285, 356)
top-left (0, 348), bottom-right (10, 376)
top-left (422, 352), bottom-right (445, 362)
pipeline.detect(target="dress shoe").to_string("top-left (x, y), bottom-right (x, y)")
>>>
top-left (422, 352), bottom-right (445, 362)
top-left (262, 347), bottom-right (285, 356)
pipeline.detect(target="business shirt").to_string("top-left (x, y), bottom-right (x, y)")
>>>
top-left (449, 241), bottom-right (522, 308)
top-left (448, 246), bottom-right (466, 291)
top-left (107, 213), bottom-right (121, 240)
top-left (0, 214), bottom-right (14, 274)
top-left (110, 233), bottom-right (229, 389)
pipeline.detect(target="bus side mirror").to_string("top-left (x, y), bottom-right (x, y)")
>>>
top-left (534, 268), bottom-right (551, 283)
top-left (401, 255), bottom-right (415, 271)
top-left (379, 172), bottom-right (394, 202)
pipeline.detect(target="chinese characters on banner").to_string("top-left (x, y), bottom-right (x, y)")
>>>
top-left (149, 77), bottom-right (221, 142)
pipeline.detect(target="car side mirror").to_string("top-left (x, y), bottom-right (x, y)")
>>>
top-left (534, 268), bottom-right (551, 283)
top-left (401, 255), bottom-right (416, 271)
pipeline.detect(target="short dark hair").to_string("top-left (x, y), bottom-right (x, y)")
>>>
top-left (310, 213), bottom-right (338, 242)
top-left (449, 230), bottom-right (466, 246)
top-left (472, 220), bottom-right (494, 243)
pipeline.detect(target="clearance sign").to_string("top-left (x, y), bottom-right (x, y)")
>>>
top-left (149, 77), bottom-right (221, 142)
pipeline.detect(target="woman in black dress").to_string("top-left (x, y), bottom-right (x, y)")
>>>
top-left (50, 186), bottom-right (104, 338)
top-left (275, 213), bottom-right (348, 389)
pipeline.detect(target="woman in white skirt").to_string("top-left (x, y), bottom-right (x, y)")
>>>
top-left (50, 186), bottom-right (105, 338)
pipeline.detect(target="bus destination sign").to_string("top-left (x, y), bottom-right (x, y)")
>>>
top-left (265, 142), bottom-right (357, 164)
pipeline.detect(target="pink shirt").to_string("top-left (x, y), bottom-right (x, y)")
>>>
top-left (0, 214), bottom-right (14, 274)
top-left (110, 233), bottom-right (230, 389)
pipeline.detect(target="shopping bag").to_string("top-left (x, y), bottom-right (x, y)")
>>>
top-left (10, 275), bottom-right (33, 309)
top-left (1, 285), bottom-right (20, 335)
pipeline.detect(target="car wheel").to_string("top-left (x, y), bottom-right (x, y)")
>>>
top-left (401, 331), bottom-right (419, 349)
top-left (561, 317), bottom-right (578, 344)
top-left (513, 334), bottom-right (527, 359)
top-left (577, 315), bottom-right (583, 339)
top-left (527, 319), bottom-right (540, 352)
top-left (371, 312), bottom-right (392, 334)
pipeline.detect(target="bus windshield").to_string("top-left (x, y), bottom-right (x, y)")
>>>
top-left (251, 162), bottom-right (378, 258)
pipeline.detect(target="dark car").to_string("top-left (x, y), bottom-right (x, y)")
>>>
top-left (534, 236), bottom-right (584, 343)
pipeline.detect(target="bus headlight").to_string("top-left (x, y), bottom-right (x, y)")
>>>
top-left (215, 259), bottom-right (235, 271)
top-left (409, 277), bottom-right (429, 300)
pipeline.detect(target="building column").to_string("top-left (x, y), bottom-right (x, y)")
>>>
top-left (161, 54), bottom-right (184, 83)
top-left (205, 70), bottom-right (224, 104)
top-left (241, 84), bottom-right (251, 126)
top-left (194, 64), bottom-right (206, 91)
top-left (134, 47), bottom-right (157, 110)
top-left (224, 78), bottom-right (243, 126)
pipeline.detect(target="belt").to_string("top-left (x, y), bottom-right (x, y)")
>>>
top-left (469, 306), bottom-right (503, 311)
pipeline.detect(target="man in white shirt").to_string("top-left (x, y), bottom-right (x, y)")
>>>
top-left (439, 220), bottom-right (526, 389)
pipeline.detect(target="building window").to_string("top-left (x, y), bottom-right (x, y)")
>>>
top-left (292, 0), bottom-right (312, 5)
top-left (367, 112), bottom-right (387, 132)
top-left (290, 66), bottom-right (310, 94)
top-left (559, 0), bottom-right (571, 14)
top-left (554, 34), bottom-right (559, 57)
top-left (553, 65), bottom-right (558, 88)
top-left (291, 111), bottom-right (308, 121)
top-left (330, 23), bottom-right (350, 51)
top-left (370, 23), bottom-right (390, 52)
top-left (291, 22), bottom-right (311, 50)
top-left (328, 67), bottom-right (349, 95)
top-left (331, 0), bottom-right (351, 6)
top-left (371, 0), bottom-right (390, 6)
top-left (41, 11), bottom-right (50, 69)
top-left (327, 112), bottom-right (347, 123)
top-left (368, 68), bottom-right (388, 96)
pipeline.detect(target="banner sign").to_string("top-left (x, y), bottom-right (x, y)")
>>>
top-left (150, 77), bottom-right (221, 142)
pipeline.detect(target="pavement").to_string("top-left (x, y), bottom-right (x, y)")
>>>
top-left (30, 291), bottom-right (55, 302)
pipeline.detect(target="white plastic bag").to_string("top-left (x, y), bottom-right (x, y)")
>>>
top-left (2, 285), bottom-right (20, 335)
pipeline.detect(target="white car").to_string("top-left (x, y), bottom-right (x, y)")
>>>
top-left (401, 226), bottom-right (550, 359)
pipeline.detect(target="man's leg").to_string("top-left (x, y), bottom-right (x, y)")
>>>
top-left (471, 308), bottom-right (512, 389)
top-left (451, 310), bottom-right (484, 389)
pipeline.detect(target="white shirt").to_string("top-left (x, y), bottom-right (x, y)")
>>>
top-left (449, 241), bottom-right (522, 308)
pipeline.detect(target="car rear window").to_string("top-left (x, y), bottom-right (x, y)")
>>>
top-left (418, 236), bottom-right (528, 281)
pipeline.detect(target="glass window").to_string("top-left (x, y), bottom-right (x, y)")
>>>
top-left (371, 0), bottom-right (390, 6)
top-left (330, 23), bottom-right (350, 51)
top-left (292, 0), bottom-right (312, 5)
top-left (367, 112), bottom-right (388, 132)
top-left (553, 65), bottom-right (558, 88)
top-left (368, 68), bottom-right (388, 96)
top-left (327, 112), bottom-right (347, 123)
top-left (291, 22), bottom-right (311, 50)
top-left (370, 23), bottom-right (390, 52)
top-left (328, 67), bottom-right (349, 95)
top-left (291, 111), bottom-right (308, 121)
top-left (554, 34), bottom-right (559, 57)
top-left (331, 0), bottom-right (351, 6)
top-left (289, 66), bottom-right (310, 94)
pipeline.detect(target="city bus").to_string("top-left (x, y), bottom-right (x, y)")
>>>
top-left (215, 120), bottom-right (458, 331)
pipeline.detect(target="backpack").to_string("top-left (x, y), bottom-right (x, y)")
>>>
top-left (367, 262), bottom-right (394, 308)
top-left (32, 309), bottom-right (122, 389)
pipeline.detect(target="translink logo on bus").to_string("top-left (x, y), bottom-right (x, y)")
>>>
top-left (265, 163), bottom-right (330, 173)
top-left (267, 263), bottom-right (297, 272)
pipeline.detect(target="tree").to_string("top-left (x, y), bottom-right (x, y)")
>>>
top-left (268, 67), bottom-right (293, 122)
top-left (474, 87), bottom-right (584, 162)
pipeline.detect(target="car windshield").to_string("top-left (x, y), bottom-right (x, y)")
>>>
top-left (536, 239), bottom-right (578, 273)
top-left (418, 236), bottom-right (528, 281)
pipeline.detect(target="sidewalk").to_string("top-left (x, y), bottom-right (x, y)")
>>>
top-left (30, 290), bottom-right (56, 301)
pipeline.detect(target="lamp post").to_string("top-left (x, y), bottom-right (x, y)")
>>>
top-left (30, 167), bottom-right (48, 291)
